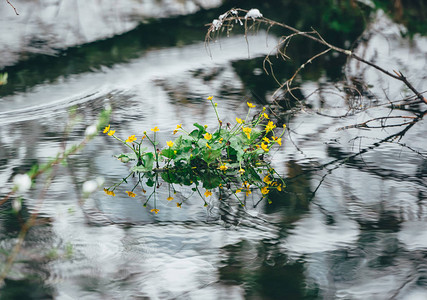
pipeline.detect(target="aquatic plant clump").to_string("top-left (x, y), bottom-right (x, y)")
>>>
top-left (104, 96), bottom-right (286, 213)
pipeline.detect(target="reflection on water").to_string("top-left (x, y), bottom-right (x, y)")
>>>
top-left (1, 1), bottom-right (427, 299)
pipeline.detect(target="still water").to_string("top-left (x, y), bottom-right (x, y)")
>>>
top-left (0, 1), bottom-right (426, 299)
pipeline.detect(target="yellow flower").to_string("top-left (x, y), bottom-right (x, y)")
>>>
top-left (242, 127), bottom-right (252, 139)
top-left (277, 184), bottom-right (282, 192)
top-left (261, 186), bottom-right (269, 195)
top-left (126, 191), bottom-right (136, 197)
top-left (263, 175), bottom-right (273, 185)
top-left (204, 190), bottom-right (212, 197)
top-left (204, 132), bottom-right (212, 140)
top-left (247, 102), bottom-right (256, 108)
top-left (167, 196), bottom-right (174, 201)
top-left (261, 142), bottom-right (269, 152)
top-left (206, 143), bottom-right (211, 149)
top-left (263, 137), bottom-right (270, 143)
top-left (207, 96), bottom-right (213, 101)
top-left (142, 135), bottom-right (146, 140)
top-left (218, 163), bottom-right (228, 171)
top-left (167, 141), bottom-right (174, 147)
top-left (151, 208), bottom-right (160, 214)
top-left (265, 121), bottom-right (276, 132)
top-left (107, 130), bottom-right (115, 136)
top-left (219, 138), bottom-right (223, 143)
top-left (173, 124), bottom-right (182, 134)
top-left (104, 188), bottom-right (116, 196)
top-left (276, 138), bottom-right (282, 146)
top-left (236, 117), bottom-right (243, 124)
top-left (126, 135), bottom-right (137, 143)
top-left (283, 124), bottom-right (287, 129)
top-left (176, 202), bottom-right (182, 208)
top-left (239, 168), bottom-right (245, 175)
top-left (245, 190), bottom-right (252, 196)
top-left (103, 124), bottom-right (110, 134)
top-left (151, 126), bottom-right (160, 132)
top-left (235, 189), bottom-right (242, 194)
top-left (263, 113), bottom-right (269, 119)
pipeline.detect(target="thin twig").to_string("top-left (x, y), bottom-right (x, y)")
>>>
top-left (205, 9), bottom-right (427, 106)
top-left (6, 0), bottom-right (19, 15)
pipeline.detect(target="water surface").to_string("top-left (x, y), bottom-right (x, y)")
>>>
top-left (1, 1), bottom-right (426, 299)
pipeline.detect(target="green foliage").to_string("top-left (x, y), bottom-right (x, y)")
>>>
top-left (103, 96), bottom-right (286, 213)
top-left (0, 73), bottom-right (7, 85)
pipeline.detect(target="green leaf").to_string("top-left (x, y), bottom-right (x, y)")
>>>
top-left (146, 178), bottom-right (155, 187)
top-left (132, 152), bottom-right (155, 172)
top-left (189, 129), bottom-right (199, 139)
top-left (115, 152), bottom-right (138, 161)
top-left (193, 123), bottom-right (205, 132)
top-left (199, 171), bottom-right (222, 189)
top-left (202, 149), bottom-right (221, 165)
top-left (175, 150), bottom-right (192, 162)
top-left (161, 148), bottom-right (176, 159)
top-left (229, 138), bottom-right (245, 162)
top-left (142, 152), bottom-right (155, 170)
top-left (161, 171), bottom-right (176, 183)
top-left (132, 165), bottom-right (151, 172)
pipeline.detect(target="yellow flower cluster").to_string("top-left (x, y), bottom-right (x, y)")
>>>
top-left (103, 188), bottom-right (115, 196)
top-left (261, 186), bottom-right (269, 195)
top-left (103, 124), bottom-right (116, 136)
top-left (272, 136), bottom-right (282, 146)
top-left (247, 102), bottom-right (256, 108)
top-left (261, 175), bottom-right (283, 196)
top-left (204, 132), bottom-right (212, 140)
top-left (235, 181), bottom-right (251, 196)
top-left (218, 163), bottom-right (228, 171)
top-left (265, 121), bottom-right (276, 132)
top-left (261, 143), bottom-right (269, 152)
top-left (126, 191), bottom-right (136, 197)
top-left (173, 124), bottom-right (182, 135)
top-left (126, 135), bottom-right (137, 143)
top-left (242, 127), bottom-right (251, 139)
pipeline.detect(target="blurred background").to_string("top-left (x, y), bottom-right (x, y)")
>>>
top-left (0, 0), bottom-right (426, 299)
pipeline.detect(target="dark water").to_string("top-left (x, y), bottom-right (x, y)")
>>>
top-left (0, 1), bottom-right (426, 299)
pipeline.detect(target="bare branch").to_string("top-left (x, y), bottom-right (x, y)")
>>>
top-left (205, 8), bottom-right (426, 106)
top-left (6, 0), bottom-right (19, 15)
